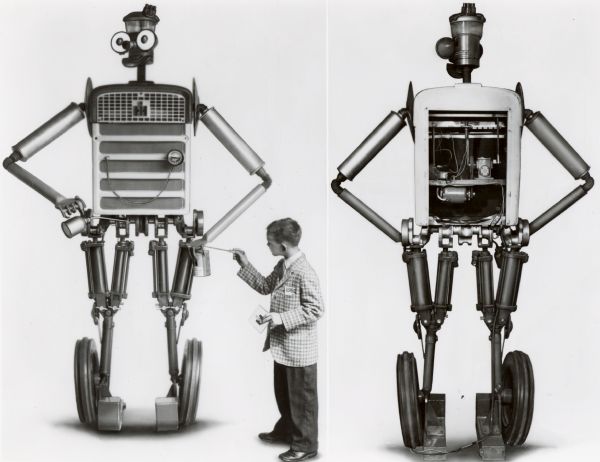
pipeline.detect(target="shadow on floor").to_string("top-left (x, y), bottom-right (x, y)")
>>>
top-left (54, 408), bottom-right (226, 438)
top-left (384, 439), bottom-right (553, 461)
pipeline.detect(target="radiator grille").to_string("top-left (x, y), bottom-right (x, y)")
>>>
top-left (97, 92), bottom-right (186, 123)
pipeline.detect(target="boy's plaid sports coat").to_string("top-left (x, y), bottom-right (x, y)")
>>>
top-left (238, 254), bottom-right (324, 367)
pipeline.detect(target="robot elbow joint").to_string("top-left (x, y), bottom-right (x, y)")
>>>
top-left (331, 173), bottom-right (346, 196)
top-left (3, 157), bottom-right (14, 170)
top-left (256, 167), bottom-right (272, 189)
top-left (3, 153), bottom-right (19, 170)
top-left (582, 172), bottom-right (594, 192)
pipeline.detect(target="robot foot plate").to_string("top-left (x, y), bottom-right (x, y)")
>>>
top-left (97, 397), bottom-right (125, 431)
top-left (155, 397), bottom-right (179, 432)
top-left (417, 393), bottom-right (447, 461)
top-left (475, 393), bottom-right (505, 461)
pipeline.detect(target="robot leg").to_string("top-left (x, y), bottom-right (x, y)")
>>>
top-left (150, 238), bottom-right (202, 431)
top-left (472, 248), bottom-right (533, 460)
top-left (76, 238), bottom-right (132, 431)
top-left (398, 248), bottom-right (456, 458)
top-left (172, 240), bottom-right (203, 428)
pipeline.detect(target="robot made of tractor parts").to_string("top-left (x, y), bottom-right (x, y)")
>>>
top-left (4, 5), bottom-right (272, 432)
top-left (331, 3), bottom-right (593, 460)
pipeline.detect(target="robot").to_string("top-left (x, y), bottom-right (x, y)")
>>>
top-left (331, 4), bottom-right (593, 460)
top-left (3, 5), bottom-right (271, 432)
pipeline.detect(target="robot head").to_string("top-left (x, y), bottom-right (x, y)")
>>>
top-left (435, 3), bottom-right (485, 82)
top-left (110, 4), bottom-right (159, 68)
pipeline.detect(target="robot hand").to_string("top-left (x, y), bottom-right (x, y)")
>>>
top-left (55, 196), bottom-right (86, 218)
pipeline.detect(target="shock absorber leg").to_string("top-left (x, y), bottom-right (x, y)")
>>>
top-left (171, 240), bottom-right (196, 308)
top-left (110, 239), bottom-right (134, 307)
top-left (472, 247), bottom-right (503, 455)
top-left (473, 247), bottom-right (528, 457)
top-left (472, 249), bottom-right (495, 326)
top-left (148, 238), bottom-right (181, 431)
top-left (165, 308), bottom-right (179, 387)
top-left (421, 249), bottom-right (458, 393)
top-left (166, 239), bottom-right (197, 380)
top-left (403, 247), bottom-right (455, 456)
top-left (149, 238), bottom-right (170, 307)
top-left (98, 309), bottom-right (114, 398)
top-left (403, 248), bottom-right (434, 390)
top-left (81, 236), bottom-right (126, 430)
top-left (82, 238), bottom-right (109, 308)
top-left (403, 248), bottom-right (433, 313)
top-left (493, 249), bottom-right (529, 389)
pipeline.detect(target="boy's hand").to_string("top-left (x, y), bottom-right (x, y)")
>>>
top-left (232, 248), bottom-right (249, 267)
top-left (264, 313), bottom-right (283, 327)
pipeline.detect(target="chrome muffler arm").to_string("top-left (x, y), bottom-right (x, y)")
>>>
top-left (191, 106), bottom-right (272, 247)
top-left (524, 110), bottom-right (594, 235)
top-left (330, 109), bottom-right (408, 242)
top-left (3, 102), bottom-right (86, 214)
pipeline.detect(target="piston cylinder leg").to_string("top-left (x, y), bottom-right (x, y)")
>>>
top-left (491, 331), bottom-right (503, 392)
top-left (423, 250), bottom-right (458, 394)
top-left (493, 250), bottom-right (527, 392)
top-left (423, 334), bottom-right (436, 394)
top-left (82, 240), bottom-right (109, 307)
top-left (472, 249), bottom-right (495, 324)
top-left (434, 250), bottom-right (458, 313)
top-left (403, 249), bottom-right (433, 313)
top-left (99, 310), bottom-right (115, 397)
top-left (171, 241), bottom-right (196, 308)
top-left (165, 309), bottom-right (179, 382)
top-left (110, 239), bottom-right (134, 307)
top-left (403, 248), bottom-right (434, 394)
top-left (149, 238), bottom-right (170, 307)
top-left (495, 250), bottom-right (529, 316)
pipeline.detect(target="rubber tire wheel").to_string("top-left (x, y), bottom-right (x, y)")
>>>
top-left (74, 337), bottom-right (99, 424)
top-left (501, 350), bottom-right (534, 446)
top-left (396, 352), bottom-right (423, 448)
top-left (179, 338), bottom-right (202, 426)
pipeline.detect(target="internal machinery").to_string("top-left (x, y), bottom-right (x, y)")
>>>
top-left (331, 3), bottom-right (593, 460)
top-left (4, 5), bottom-right (272, 432)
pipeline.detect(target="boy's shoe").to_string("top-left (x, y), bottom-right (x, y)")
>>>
top-left (278, 449), bottom-right (318, 461)
top-left (258, 431), bottom-right (291, 444)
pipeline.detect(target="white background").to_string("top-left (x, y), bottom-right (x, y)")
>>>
top-left (328, 0), bottom-right (599, 461)
top-left (0, 0), bottom-right (326, 461)
top-left (2, 1), bottom-right (600, 462)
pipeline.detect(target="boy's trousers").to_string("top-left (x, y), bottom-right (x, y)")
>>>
top-left (272, 361), bottom-right (318, 452)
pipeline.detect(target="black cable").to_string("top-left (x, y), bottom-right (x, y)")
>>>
top-left (409, 434), bottom-right (491, 456)
top-left (104, 156), bottom-right (175, 205)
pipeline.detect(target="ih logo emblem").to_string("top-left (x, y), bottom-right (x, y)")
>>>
top-left (132, 99), bottom-right (150, 117)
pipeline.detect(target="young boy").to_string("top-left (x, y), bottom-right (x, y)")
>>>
top-left (233, 218), bottom-right (323, 462)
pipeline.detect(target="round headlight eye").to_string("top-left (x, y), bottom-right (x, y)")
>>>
top-left (136, 30), bottom-right (157, 51)
top-left (110, 31), bottom-right (130, 54)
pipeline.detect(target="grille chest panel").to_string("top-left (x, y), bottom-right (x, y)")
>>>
top-left (88, 84), bottom-right (194, 216)
top-left (97, 92), bottom-right (186, 124)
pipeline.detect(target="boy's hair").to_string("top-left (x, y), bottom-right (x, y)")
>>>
top-left (267, 218), bottom-right (302, 246)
